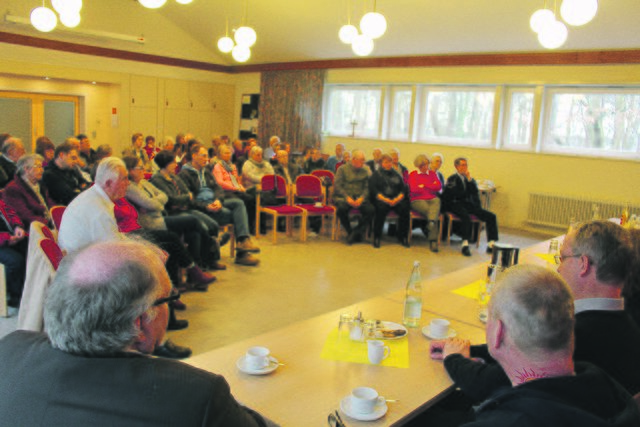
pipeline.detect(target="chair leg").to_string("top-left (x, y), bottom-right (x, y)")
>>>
top-left (255, 209), bottom-right (260, 240)
top-left (272, 214), bottom-right (278, 244)
top-left (0, 264), bottom-right (7, 317)
top-left (301, 214), bottom-right (307, 242)
top-left (408, 215), bottom-right (413, 245)
top-left (331, 214), bottom-right (337, 241)
top-left (438, 216), bottom-right (443, 247)
top-left (447, 216), bottom-right (453, 246)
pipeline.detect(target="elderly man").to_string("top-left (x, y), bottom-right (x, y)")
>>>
top-left (42, 141), bottom-right (88, 205)
top-left (365, 147), bottom-right (382, 173)
top-left (273, 149), bottom-right (303, 185)
top-left (180, 146), bottom-right (260, 266)
top-left (0, 137), bottom-right (26, 188)
top-left (0, 240), bottom-right (273, 426)
top-left (303, 148), bottom-right (326, 173)
top-left (326, 143), bottom-right (345, 172)
top-left (430, 265), bottom-right (640, 427)
top-left (442, 157), bottom-right (499, 256)
top-left (77, 133), bottom-right (96, 170)
top-left (334, 149), bottom-right (374, 245)
top-left (263, 135), bottom-right (280, 160)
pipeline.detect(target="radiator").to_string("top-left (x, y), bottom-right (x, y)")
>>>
top-left (527, 193), bottom-right (639, 229)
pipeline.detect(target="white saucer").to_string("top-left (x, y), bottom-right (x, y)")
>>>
top-left (340, 396), bottom-right (388, 421)
top-left (421, 326), bottom-right (457, 340)
top-left (236, 355), bottom-right (279, 375)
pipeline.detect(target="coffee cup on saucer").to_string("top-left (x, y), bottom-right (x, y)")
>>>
top-left (245, 346), bottom-right (270, 370)
top-left (351, 387), bottom-right (384, 414)
top-left (429, 319), bottom-right (450, 339)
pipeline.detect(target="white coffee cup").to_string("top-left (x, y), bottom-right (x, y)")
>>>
top-left (245, 346), bottom-right (270, 370)
top-left (367, 340), bottom-right (390, 364)
top-left (351, 387), bottom-right (384, 414)
top-left (429, 319), bottom-right (450, 339)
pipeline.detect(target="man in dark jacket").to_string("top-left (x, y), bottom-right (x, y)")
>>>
top-left (432, 264), bottom-right (640, 427)
top-left (0, 137), bottom-right (26, 188)
top-left (42, 141), bottom-right (88, 205)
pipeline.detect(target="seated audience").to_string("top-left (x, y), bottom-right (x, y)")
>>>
top-left (273, 149), bottom-right (303, 185)
top-left (624, 228), bottom-right (640, 327)
top-left (180, 146), bottom-right (260, 266)
top-left (390, 147), bottom-right (409, 182)
top-left (334, 150), bottom-right (374, 245)
top-left (90, 144), bottom-right (113, 180)
top-left (241, 146), bottom-right (274, 191)
top-left (144, 135), bottom-right (160, 161)
top-left (163, 136), bottom-right (175, 151)
top-left (4, 154), bottom-right (55, 230)
top-left (326, 143), bottom-right (345, 172)
top-left (365, 147), bottom-right (382, 173)
top-left (303, 148), bottom-right (326, 173)
top-left (0, 137), bottom-right (26, 188)
top-left (77, 133), bottom-right (96, 171)
top-left (34, 136), bottom-right (55, 168)
top-left (0, 240), bottom-right (273, 426)
top-left (369, 153), bottom-right (410, 248)
top-left (0, 199), bottom-right (27, 308)
top-left (431, 152), bottom-right (446, 190)
top-left (335, 151), bottom-right (350, 171)
top-left (263, 135), bottom-right (280, 160)
top-left (232, 139), bottom-right (247, 173)
top-left (442, 157), bottom-right (499, 256)
top-left (408, 154), bottom-right (442, 252)
top-left (42, 141), bottom-right (87, 205)
top-left (126, 132), bottom-right (152, 172)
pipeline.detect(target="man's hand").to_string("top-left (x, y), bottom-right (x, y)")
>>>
top-left (206, 200), bottom-right (223, 212)
top-left (430, 338), bottom-right (471, 360)
top-left (347, 196), bottom-right (362, 208)
top-left (13, 227), bottom-right (25, 240)
top-left (464, 170), bottom-right (472, 180)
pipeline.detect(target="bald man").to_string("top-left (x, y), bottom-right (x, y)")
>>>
top-left (0, 241), bottom-right (272, 426)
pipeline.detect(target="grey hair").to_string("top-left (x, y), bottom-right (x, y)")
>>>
top-left (16, 154), bottom-right (44, 176)
top-left (95, 157), bottom-right (126, 187)
top-left (570, 220), bottom-right (633, 285)
top-left (2, 137), bottom-right (22, 155)
top-left (352, 149), bottom-right (365, 159)
top-left (389, 147), bottom-right (400, 155)
top-left (44, 243), bottom-right (158, 355)
top-left (249, 146), bottom-right (263, 158)
top-left (414, 154), bottom-right (430, 168)
top-left (431, 152), bottom-right (444, 163)
top-left (489, 264), bottom-right (574, 357)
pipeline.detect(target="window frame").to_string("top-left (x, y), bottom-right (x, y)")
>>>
top-left (323, 85), bottom-right (384, 139)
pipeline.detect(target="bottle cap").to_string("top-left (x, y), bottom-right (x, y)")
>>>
top-left (413, 260), bottom-right (420, 267)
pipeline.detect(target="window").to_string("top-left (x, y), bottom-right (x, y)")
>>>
top-left (542, 88), bottom-right (640, 156)
top-left (503, 89), bottom-right (535, 148)
top-left (418, 87), bottom-right (495, 145)
top-left (388, 87), bottom-right (413, 140)
top-left (324, 86), bottom-right (382, 138)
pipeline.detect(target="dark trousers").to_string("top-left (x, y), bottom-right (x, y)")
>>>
top-left (336, 200), bottom-right (374, 235)
top-left (373, 198), bottom-right (410, 240)
top-left (226, 190), bottom-right (256, 234)
top-left (448, 202), bottom-right (498, 242)
top-left (0, 239), bottom-right (27, 301)
top-left (165, 213), bottom-right (218, 266)
top-left (131, 229), bottom-right (192, 288)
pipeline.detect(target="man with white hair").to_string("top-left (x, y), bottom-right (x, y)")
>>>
top-left (0, 240), bottom-right (273, 426)
top-left (263, 135), bottom-right (281, 160)
top-left (0, 137), bottom-right (26, 188)
top-left (431, 265), bottom-right (640, 426)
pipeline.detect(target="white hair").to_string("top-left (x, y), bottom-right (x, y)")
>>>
top-left (96, 157), bottom-right (126, 187)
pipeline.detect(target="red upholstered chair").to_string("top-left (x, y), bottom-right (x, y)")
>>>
top-left (294, 175), bottom-right (337, 240)
top-left (408, 211), bottom-right (443, 246)
top-left (50, 206), bottom-right (66, 231)
top-left (311, 170), bottom-right (335, 203)
top-left (446, 212), bottom-right (484, 247)
top-left (256, 175), bottom-right (307, 244)
top-left (40, 238), bottom-right (64, 270)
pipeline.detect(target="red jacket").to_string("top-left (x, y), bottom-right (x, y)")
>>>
top-left (0, 199), bottom-right (24, 246)
top-left (3, 176), bottom-right (55, 230)
top-left (113, 198), bottom-right (142, 233)
top-left (408, 170), bottom-right (442, 202)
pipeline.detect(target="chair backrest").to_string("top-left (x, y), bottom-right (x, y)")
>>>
top-left (295, 175), bottom-right (323, 201)
top-left (40, 238), bottom-right (64, 270)
top-left (261, 175), bottom-right (288, 198)
top-left (311, 170), bottom-right (335, 185)
top-left (50, 205), bottom-right (66, 230)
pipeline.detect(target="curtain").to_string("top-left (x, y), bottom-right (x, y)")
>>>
top-left (258, 69), bottom-right (326, 153)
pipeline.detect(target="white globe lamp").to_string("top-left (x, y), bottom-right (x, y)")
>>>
top-left (338, 24), bottom-right (358, 44)
top-left (217, 36), bottom-right (234, 53)
top-left (60, 11), bottom-right (81, 28)
top-left (176, 0), bottom-right (194, 4)
top-left (530, 8), bottom-right (555, 33)
top-left (560, 0), bottom-right (598, 26)
top-left (232, 45), bottom-right (251, 62)
top-left (352, 34), bottom-right (374, 56)
top-left (538, 20), bottom-right (568, 49)
top-left (139, 0), bottom-right (167, 9)
top-left (360, 12), bottom-right (387, 39)
top-left (31, 7), bottom-right (57, 32)
top-left (52, 0), bottom-right (82, 14)
top-left (234, 26), bottom-right (257, 48)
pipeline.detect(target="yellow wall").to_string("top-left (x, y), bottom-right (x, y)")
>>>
top-left (323, 65), bottom-right (640, 232)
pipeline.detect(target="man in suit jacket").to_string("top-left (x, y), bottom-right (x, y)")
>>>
top-left (442, 157), bottom-right (498, 256)
top-left (0, 137), bottom-right (26, 188)
top-left (0, 240), bottom-right (273, 427)
top-left (365, 147), bottom-right (382, 173)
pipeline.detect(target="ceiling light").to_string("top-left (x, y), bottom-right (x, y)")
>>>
top-left (59, 11), bottom-right (81, 28)
top-left (217, 36), bottom-right (234, 53)
top-left (360, 11), bottom-right (387, 39)
top-left (175, 0), bottom-right (193, 4)
top-left (31, 6), bottom-right (57, 32)
top-left (138, 0), bottom-right (167, 9)
top-left (339, 24), bottom-right (358, 44)
top-left (538, 19), bottom-right (568, 49)
top-left (52, 0), bottom-right (82, 15)
top-left (352, 34), bottom-right (374, 56)
top-left (232, 45), bottom-right (251, 62)
top-left (530, 8), bottom-right (555, 33)
top-left (560, 0), bottom-right (598, 26)
top-left (234, 26), bottom-right (256, 48)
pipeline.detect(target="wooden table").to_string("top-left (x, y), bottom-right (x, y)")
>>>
top-left (186, 238), bottom-right (558, 426)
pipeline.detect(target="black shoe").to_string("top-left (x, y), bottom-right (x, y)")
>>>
top-left (218, 232), bottom-right (232, 247)
top-left (399, 237), bottom-right (410, 248)
top-left (208, 260), bottom-right (227, 271)
top-left (346, 231), bottom-right (356, 245)
top-left (430, 241), bottom-right (439, 253)
top-left (462, 246), bottom-right (472, 257)
top-left (486, 246), bottom-right (493, 254)
top-left (153, 340), bottom-right (192, 359)
top-left (373, 237), bottom-right (381, 248)
top-left (167, 318), bottom-right (189, 331)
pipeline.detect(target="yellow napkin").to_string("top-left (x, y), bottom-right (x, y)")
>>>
top-left (452, 279), bottom-right (486, 301)
top-left (320, 328), bottom-right (410, 368)
top-left (535, 253), bottom-right (557, 264)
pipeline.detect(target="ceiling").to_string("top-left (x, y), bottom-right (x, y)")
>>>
top-left (156, 0), bottom-right (640, 65)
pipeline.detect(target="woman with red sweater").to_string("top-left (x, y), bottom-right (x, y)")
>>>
top-left (408, 154), bottom-right (442, 253)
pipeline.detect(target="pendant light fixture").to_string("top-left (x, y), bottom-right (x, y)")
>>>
top-left (216, 0), bottom-right (256, 63)
top-left (138, 0), bottom-right (167, 9)
top-left (560, 0), bottom-right (598, 26)
top-left (31, 4), bottom-right (57, 32)
top-left (359, 0), bottom-right (386, 39)
top-left (338, 0), bottom-right (358, 44)
top-left (217, 18), bottom-right (235, 53)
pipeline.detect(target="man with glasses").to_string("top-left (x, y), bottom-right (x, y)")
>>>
top-left (0, 240), bottom-right (273, 426)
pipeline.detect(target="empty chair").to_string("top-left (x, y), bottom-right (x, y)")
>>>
top-left (50, 205), bottom-right (66, 230)
top-left (294, 175), bottom-right (336, 240)
top-left (256, 175), bottom-right (307, 244)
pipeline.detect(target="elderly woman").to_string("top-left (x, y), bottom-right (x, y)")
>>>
top-left (242, 146), bottom-right (274, 190)
top-left (127, 133), bottom-right (152, 172)
top-left (4, 154), bottom-right (55, 230)
top-left (369, 153), bottom-right (410, 248)
top-left (408, 154), bottom-right (442, 252)
top-left (35, 136), bottom-right (55, 168)
top-left (214, 144), bottom-right (256, 233)
top-left (431, 152), bottom-right (445, 190)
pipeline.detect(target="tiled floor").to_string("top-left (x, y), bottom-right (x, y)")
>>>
top-left (0, 226), bottom-right (550, 356)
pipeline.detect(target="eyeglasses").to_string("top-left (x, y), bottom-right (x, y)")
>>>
top-left (554, 253), bottom-right (582, 265)
top-left (152, 293), bottom-right (180, 307)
